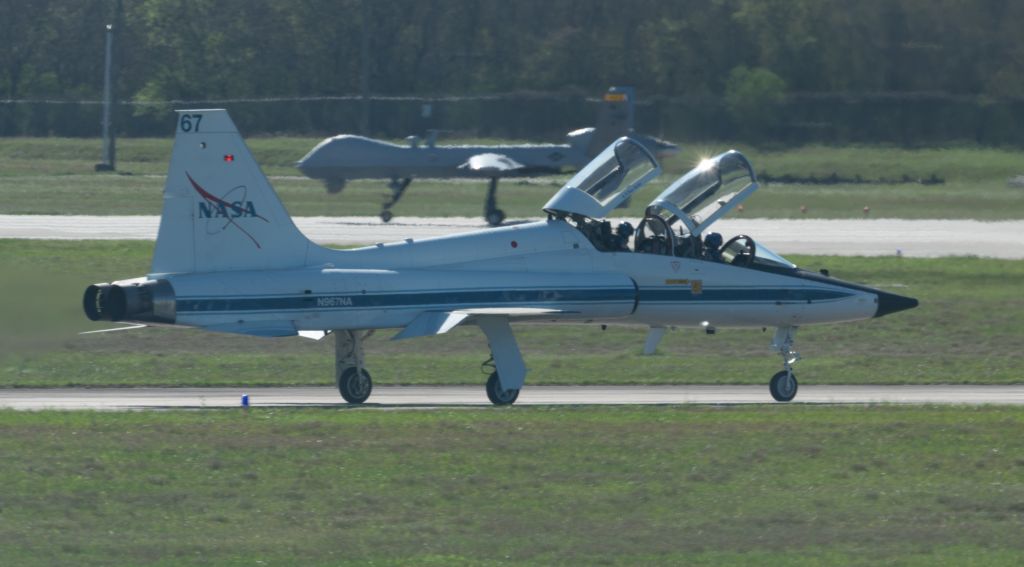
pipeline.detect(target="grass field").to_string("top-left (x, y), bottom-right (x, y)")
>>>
top-left (2, 240), bottom-right (1021, 389)
top-left (1, 137), bottom-right (1022, 219)
top-left (1, 406), bottom-right (1022, 566)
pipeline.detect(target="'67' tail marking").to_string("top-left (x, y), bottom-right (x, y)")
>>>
top-left (186, 172), bottom-right (269, 249)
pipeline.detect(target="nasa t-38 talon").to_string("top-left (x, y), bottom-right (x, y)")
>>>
top-left (83, 109), bottom-right (917, 405)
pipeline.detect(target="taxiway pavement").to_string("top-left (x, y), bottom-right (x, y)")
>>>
top-left (2, 385), bottom-right (1023, 410)
top-left (2, 215), bottom-right (1023, 258)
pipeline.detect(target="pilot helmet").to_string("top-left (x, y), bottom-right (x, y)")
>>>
top-left (704, 232), bottom-right (723, 249)
top-left (616, 222), bottom-right (634, 237)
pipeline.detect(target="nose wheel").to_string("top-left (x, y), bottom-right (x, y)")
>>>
top-left (484, 177), bottom-right (506, 226)
top-left (770, 326), bottom-right (801, 402)
top-left (379, 177), bottom-right (412, 223)
top-left (769, 370), bottom-right (798, 402)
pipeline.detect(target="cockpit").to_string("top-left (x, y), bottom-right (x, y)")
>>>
top-left (543, 138), bottom-right (796, 271)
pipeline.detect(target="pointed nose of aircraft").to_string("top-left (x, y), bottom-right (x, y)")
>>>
top-left (874, 290), bottom-right (919, 318)
top-left (653, 138), bottom-right (680, 158)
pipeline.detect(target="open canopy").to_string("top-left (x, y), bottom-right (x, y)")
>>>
top-left (543, 137), bottom-right (660, 219)
top-left (647, 150), bottom-right (758, 237)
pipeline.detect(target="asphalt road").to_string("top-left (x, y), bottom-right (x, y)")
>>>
top-left (3, 385), bottom-right (1023, 410)
top-left (3, 215), bottom-right (1023, 258)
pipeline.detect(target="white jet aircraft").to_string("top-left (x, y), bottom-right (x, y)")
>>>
top-left (83, 109), bottom-right (917, 405)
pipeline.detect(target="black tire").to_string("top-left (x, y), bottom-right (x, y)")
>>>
top-left (485, 371), bottom-right (519, 406)
top-left (326, 179), bottom-right (346, 194)
top-left (769, 370), bottom-right (798, 402)
top-left (380, 210), bottom-right (394, 223)
top-left (338, 367), bottom-right (372, 404)
top-left (486, 209), bottom-right (506, 227)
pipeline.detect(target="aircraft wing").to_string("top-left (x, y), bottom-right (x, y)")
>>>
top-left (392, 307), bottom-right (571, 341)
top-left (457, 153), bottom-right (526, 176)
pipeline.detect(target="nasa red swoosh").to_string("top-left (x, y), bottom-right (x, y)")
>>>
top-left (186, 172), bottom-right (267, 249)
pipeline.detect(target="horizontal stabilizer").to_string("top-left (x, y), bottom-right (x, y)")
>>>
top-left (458, 153), bottom-right (525, 175)
top-left (79, 323), bottom-right (147, 335)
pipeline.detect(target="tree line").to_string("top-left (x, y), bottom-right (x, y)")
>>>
top-left (2, 0), bottom-right (1023, 144)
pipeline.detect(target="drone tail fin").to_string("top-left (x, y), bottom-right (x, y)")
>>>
top-left (586, 86), bottom-right (635, 157)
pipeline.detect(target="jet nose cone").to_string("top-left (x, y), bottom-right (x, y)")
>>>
top-left (655, 139), bottom-right (680, 158)
top-left (875, 291), bottom-right (919, 318)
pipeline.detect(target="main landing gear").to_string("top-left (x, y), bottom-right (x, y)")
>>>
top-left (484, 177), bottom-right (506, 226)
top-left (380, 177), bottom-right (413, 223)
top-left (769, 326), bottom-right (800, 402)
top-left (332, 319), bottom-right (526, 406)
top-left (325, 178), bottom-right (347, 195)
top-left (485, 370), bottom-right (519, 405)
top-left (374, 176), bottom-right (506, 226)
top-left (335, 329), bottom-right (374, 403)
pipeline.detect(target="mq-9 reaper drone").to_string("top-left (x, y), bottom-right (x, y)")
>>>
top-left (83, 109), bottom-right (917, 405)
top-left (296, 87), bottom-right (678, 226)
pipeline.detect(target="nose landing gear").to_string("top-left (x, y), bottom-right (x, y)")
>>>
top-left (484, 177), bottom-right (506, 226)
top-left (380, 177), bottom-right (413, 223)
top-left (769, 327), bottom-right (800, 402)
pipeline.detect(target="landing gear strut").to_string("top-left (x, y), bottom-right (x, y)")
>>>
top-left (380, 178), bottom-right (412, 223)
top-left (484, 177), bottom-right (506, 226)
top-left (335, 330), bottom-right (375, 403)
top-left (769, 326), bottom-right (800, 402)
top-left (477, 317), bottom-right (525, 405)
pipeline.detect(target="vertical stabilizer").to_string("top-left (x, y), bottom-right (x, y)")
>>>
top-left (151, 110), bottom-right (312, 274)
top-left (586, 86), bottom-right (635, 157)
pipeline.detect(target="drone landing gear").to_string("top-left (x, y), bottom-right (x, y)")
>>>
top-left (484, 177), bottom-right (506, 226)
top-left (380, 177), bottom-right (412, 223)
top-left (335, 329), bottom-right (375, 404)
top-left (769, 326), bottom-right (800, 402)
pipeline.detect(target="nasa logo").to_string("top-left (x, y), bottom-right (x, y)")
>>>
top-left (186, 172), bottom-right (269, 248)
top-left (198, 200), bottom-right (259, 219)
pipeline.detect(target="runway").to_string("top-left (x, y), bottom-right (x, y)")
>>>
top-left (3, 215), bottom-right (1024, 258)
top-left (3, 385), bottom-right (1023, 410)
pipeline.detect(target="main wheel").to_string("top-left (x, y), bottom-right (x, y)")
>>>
top-left (485, 209), bottom-right (506, 227)
top-left (326, 179), bottom-right (346, 194)
top-left (380, 210), bottom-right (394, 223)
top-left (485, 371), bottom-right (519, 405)
top-left (338, 367), bottom-right (372, 404)
top-left (769, 370), bottom-right (798, 402)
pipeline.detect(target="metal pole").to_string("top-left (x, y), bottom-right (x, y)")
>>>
top-left (96, 23), bottom-right (115, 171)
top-left (359, 0), bottom-right (371, 135)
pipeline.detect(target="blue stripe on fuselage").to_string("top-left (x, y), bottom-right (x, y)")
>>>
top-left (176, 287), bottom-right (636, 314)
top-left (174, 286), bottom-right (855, 315)
top-left (639, 287), bottom-right (853, 303)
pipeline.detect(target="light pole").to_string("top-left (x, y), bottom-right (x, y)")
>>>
top-left (95, 23), bottom-right (116, 172)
